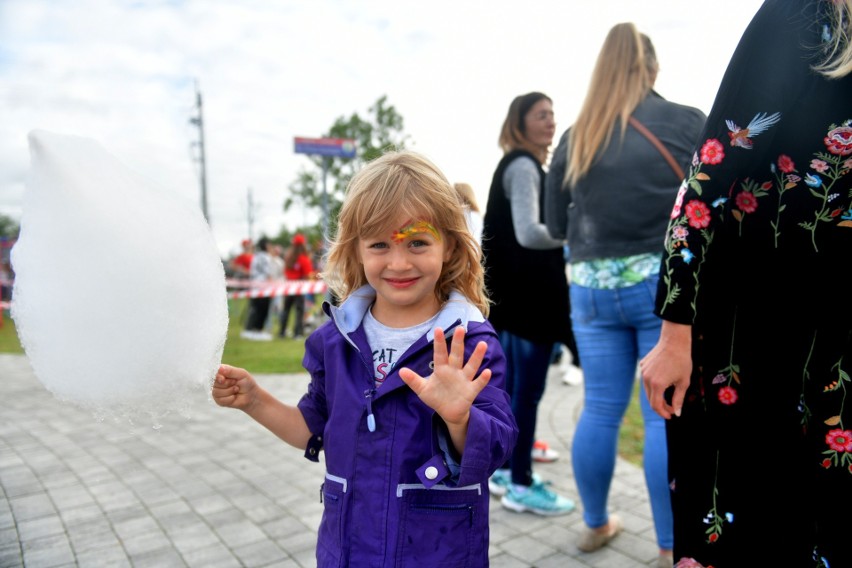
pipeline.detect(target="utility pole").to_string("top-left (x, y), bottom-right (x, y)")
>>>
top-left (246, 187), bottom-right (255, 241)
top-left (189, 80), bottom-right (209, 223)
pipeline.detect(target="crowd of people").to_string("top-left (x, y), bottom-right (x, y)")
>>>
top-left (217, 2), bottom-right (852, 566)
top-left (228, 233), bottom-right (319, 341)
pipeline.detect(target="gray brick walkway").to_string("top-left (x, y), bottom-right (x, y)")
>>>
top-left (0, 353), bottom-right (662, 567)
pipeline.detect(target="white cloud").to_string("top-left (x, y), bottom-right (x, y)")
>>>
top-left (0, 0), bottom-right (764, 257)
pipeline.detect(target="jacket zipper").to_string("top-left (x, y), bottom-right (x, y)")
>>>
top-left (364, 388), bottom-right (376, 432)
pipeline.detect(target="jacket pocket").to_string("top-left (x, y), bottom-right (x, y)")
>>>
top-left (316, 473), bottom-right (348, 566)
top-left (395, 483), bottom-right (482, 568)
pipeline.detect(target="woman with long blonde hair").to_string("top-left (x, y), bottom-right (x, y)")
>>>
top-left (545, 23), bottom-right (706, 566)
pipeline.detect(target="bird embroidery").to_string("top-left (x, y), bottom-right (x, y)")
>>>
top-left (726, 112), bottom-right (781, 148)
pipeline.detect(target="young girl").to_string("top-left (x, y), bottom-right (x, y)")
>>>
top-left (213, 150), bottom-right (517, 567)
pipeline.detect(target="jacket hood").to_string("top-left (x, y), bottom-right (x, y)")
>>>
top-left (324, 285), bottom-right (486, 341)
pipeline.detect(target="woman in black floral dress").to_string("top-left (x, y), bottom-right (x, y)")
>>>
top-left (640, 1), bottom-right (852, 566)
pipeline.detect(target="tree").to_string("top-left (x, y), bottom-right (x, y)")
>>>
top-left (0, 214), bottom-right (19, 240)
top-left (284, 95), bottom-right (409, 238)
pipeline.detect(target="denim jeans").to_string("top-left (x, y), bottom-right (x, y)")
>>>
top-left (569, 275), bottom-right (673, 550)
top-left (497, 330), bottom-right (554, 487)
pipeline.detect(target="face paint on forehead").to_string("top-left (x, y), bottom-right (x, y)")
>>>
top-left (391, 220), bottom-right (441, 243)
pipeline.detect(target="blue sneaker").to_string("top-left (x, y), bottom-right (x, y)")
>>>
top-left (488, 469), bottom-right (511, 497)
top-left (501, 479), bottom-right (576, 516)
top-left (488, 470), bottom-right (543, 497)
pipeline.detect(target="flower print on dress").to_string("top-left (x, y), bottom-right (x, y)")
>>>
top-left (659, 138), bottom-right (727, 316)
top-left (824, 123), bottom-right (852, 156)
top-left (699, 450), bottom-right (734, 547)
top-left (731, 179), bottom-right (772, 235)
top-left (799, 119), bottom-right (852, 250)
top-left (770, 155), bottom-right (800, 247)
top-left (817, 353), bottom-right (852, 475)
top-left (709, 308), bottom-right (742, 407)
top-left (822, 428), bottom-right (852, 473)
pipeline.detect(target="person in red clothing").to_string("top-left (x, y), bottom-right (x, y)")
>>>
top-left (279, 233), bottom-right (315, 338)
top-left (229, 239), bottom-right (254, 280)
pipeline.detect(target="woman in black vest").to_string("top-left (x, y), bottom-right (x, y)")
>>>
top-left (481, 92), bottom-right (575, 516)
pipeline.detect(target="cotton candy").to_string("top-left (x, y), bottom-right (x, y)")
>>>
top-left (11, 130), bottom-right (228, 426)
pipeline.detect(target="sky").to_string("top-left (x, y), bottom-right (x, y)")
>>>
top-left (0, 0), bottom-right (766, 259)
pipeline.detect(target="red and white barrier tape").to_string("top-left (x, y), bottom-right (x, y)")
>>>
top-left (227, 280), bottom-right (327, 299)
top-left (0, 280), bottom-right (326, 307)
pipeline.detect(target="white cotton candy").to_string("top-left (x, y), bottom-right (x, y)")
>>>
top-left (11, 130), bottom-right (228, 427)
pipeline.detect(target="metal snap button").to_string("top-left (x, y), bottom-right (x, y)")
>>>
top-left (424, 466), bottom-right (438, 480)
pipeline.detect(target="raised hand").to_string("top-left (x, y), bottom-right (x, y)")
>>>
top-left (399, 326), bottom-right (492, 452)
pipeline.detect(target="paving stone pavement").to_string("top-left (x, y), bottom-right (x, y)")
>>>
top-left (0, 352), bottom-right (663, 567)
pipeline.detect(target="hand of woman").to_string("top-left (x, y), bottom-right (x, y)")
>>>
top-left (640, 321), bottom-right (692, 419)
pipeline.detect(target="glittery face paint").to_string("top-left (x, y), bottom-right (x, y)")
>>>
top-left (391, 220), bottom-right (441, 243)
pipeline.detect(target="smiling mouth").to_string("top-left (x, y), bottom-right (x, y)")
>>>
top-left (385, 277), bottom-right (418, 288)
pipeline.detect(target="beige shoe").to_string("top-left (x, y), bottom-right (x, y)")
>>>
top-left (577, 514), bottom-right (623, 552)
top-left (658, 553), bottom-right (674, 568)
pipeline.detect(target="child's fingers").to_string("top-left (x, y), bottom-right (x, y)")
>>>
top-left (449, 327), bottom-right (466, 367)
top-left (398, 367), bottom-right (425, 395)
top-left (218, 364), bottom-right (249, 381)
top-left (472, 368), bottom-right (493, 391)
top-left (432, 327), bottom-right (449, 365)
top-left (463, 340), bottom-right (489, 378)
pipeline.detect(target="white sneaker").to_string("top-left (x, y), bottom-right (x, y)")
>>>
top-left (531, 440), bottom-right (560, 463)
top-left (562, 364), bottom-right (583, 386)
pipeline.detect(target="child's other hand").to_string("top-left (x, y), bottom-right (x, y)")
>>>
top-left (399, 326), bottom-right (491, 428)
top-left (212, 364), bottom-right (258, 410)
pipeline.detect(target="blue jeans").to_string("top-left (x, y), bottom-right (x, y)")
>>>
top-left (497, 330), bottom-right (553, 487)
top-left (569, 276), bottom-right (673, 550)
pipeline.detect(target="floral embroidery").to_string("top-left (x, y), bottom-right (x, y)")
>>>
top-left (799, 120), bottom-right (852, 251)
top-left (770, 155), bottom-right (800, 247)
top-left (718, 385), bottom-right (738, 405)
top-left (731, 179), bottom-right (772, 235)
top-left (701, 451), bottom-right (733, 545)
top-left (824, 124), bottom-right (852, 155)
top-left (820, 352), bottom-right (852, 474)
top-left (674, 559), bottom-right (716, 568)
top-left (659, 140), bottom-right (724, 316)
top-left (700, 138), bottom-right (725, 164)
top-left (822, 429), bottom-right (852, 472)
top-left (685, 200), bottom-right (712, 228)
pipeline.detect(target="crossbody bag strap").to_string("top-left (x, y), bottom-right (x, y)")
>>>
top-left (627, 116), bottom-right (685, 181)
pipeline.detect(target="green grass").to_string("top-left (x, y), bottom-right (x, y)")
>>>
top-left (0, 299), bottom-right (310, 373)
top-left (619, 383), bottom-right (645, 466)
top-left (0, 311), bottom-right (24, 354)
top-left (222, 298), bottom-right (308, 373)
top-left (1, 301), bottom-right (645, 465)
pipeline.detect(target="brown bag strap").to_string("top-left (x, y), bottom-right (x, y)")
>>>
top-left (628, 116), bottom-right (684, 181)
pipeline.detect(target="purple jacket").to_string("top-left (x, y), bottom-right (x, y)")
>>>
top-left (298, 286), bottom-right (517, 567)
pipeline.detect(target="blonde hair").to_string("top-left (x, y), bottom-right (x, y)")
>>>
top-left (815, 0), bottom-right (852, 78)
top-left (322, 150), bottom-right (489, 316)
top-left (454, 182), bottom-right (479, 212)
top-left (498, 92), bottom-right (552, 165)
top-left (565, 23), bottom-right (658, 188)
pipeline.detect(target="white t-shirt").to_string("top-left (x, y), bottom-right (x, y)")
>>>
top-left (363, 308), bottom-right (439, 387)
